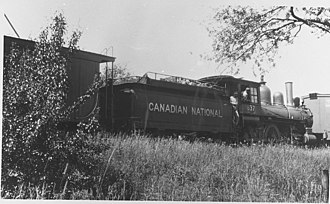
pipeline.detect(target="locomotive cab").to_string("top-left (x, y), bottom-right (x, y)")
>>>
top-left (199, 75), bottom-right (262, 115)
top-left (200, 75), bottom-right (312, 144)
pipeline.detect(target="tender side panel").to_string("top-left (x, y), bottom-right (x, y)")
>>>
top-left (131, 85), bottom-right (232, 133)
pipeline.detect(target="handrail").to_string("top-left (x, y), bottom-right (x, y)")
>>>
top-left (145, 72), bottom-right (225, 91)
top-left (105, 72), bottom-right (226, 92)
top-left (301, 93), bottom-right (330, 100)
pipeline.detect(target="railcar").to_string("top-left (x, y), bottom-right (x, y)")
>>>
top-left (99, 72), bottom-right (314, 144)
top-left (302, 93), bottom-right (330, 145)
top-left (3, 35), bottom-right (115, 123)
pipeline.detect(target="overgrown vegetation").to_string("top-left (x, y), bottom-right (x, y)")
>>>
top-left (88, 135), bottom-right (330, 202)
top-left (2, 13), bottom-right (102, 198)
top-left (3, 133), bottom-right (329, 202)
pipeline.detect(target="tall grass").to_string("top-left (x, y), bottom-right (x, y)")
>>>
top-left (3, 132), bottom-right (329, 201)
top-left (89, 133), bottom-right (330, 202)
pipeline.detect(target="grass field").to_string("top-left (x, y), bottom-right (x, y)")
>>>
top-left (3, 133), bottom-right (330, 201)
top-left (73, 133), bottom-right (330, 202)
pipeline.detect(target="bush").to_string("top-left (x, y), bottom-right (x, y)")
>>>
top-left (1, 12), bottom-right (103, 198)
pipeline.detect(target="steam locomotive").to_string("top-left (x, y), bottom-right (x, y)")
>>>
top-left (4, 36), bottom-right (316, 145)
top-left (98, 72), bottom-right (314, 145)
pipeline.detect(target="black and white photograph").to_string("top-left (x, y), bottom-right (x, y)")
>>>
top-left (1, 0), bottom-right (330, 202)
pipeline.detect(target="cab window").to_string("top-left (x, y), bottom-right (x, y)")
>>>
top-left (240, 85), bottom-right (258, 104)
top-left (250, 87), bottom-right (258, 103)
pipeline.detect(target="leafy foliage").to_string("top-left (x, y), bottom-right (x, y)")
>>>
top-left (1, 13), bottom-right (103, 197)
top-left (100, 63), bottom-right (131, 86)
top-left (206, 6), bottom-right (330, 75)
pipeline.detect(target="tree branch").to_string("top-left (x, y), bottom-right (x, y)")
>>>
top-left (290, 6), bottom-right (330, 33)
top-left (207, 6), bottom-right (330, 73)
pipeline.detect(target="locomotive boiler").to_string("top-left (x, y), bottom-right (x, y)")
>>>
top-left (99, 72), bottom-right (314, 144)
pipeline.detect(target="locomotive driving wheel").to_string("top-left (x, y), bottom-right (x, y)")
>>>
top-left (264, 124), bottom-right (281, 144)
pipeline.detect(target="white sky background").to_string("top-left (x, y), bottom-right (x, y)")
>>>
top-left (1, 0), bottom-right (330, 98)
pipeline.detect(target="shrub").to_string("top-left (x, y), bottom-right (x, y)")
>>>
top-left (1, 12), bottom-right (102, 198)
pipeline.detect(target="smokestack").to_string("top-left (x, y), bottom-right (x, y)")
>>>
top-left (285, 82), bottom-right (294, 106)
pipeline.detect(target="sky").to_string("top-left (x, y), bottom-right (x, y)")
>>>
top-left (1, 0), bottom-right (330, 98)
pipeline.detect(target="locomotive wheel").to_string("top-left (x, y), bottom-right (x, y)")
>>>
top-left (264, 124), bottom-right (281, 144)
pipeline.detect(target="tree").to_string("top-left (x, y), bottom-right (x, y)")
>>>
top-left (1, 12), bottom-right (94, 197)
top-left (100, 63), bottom-right (131, 82)
top-left (206, 6), bottom-right (330, 75)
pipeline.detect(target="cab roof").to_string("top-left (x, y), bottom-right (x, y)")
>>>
top-left (199, 75), bottom-right (261, 87)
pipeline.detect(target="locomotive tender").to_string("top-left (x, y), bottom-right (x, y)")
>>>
top-left (99, 72), bottom-right (314, 144)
